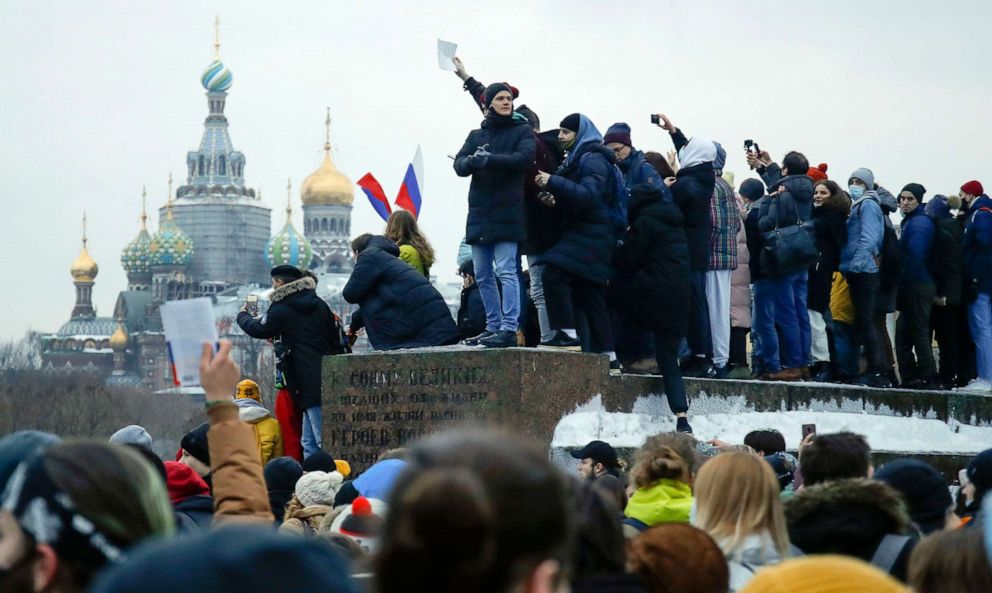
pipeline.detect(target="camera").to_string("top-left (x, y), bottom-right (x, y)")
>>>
top-left (650, 114), bottom-right (660, 125)
top-left (744, 139), bottom-right (760, 153)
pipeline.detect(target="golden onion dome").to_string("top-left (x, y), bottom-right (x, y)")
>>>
top-left (109, 323), bottom-right (129, 351)
top-left (71, 213), bottom-right (99, 282)
top-left (301, 110), bottom-right (354, 207)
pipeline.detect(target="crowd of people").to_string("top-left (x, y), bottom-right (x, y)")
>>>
top-left (0, 342), bottom-right (989, 593)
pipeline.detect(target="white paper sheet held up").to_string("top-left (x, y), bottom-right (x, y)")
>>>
top-left (437, 39), bottom-right (457, 71)
top-left (160, 297), bottom-right (218, 386)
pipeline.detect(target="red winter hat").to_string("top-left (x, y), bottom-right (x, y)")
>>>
top-left (164, 461), bottom-right (210, 503)
top-left (807, 163), bottom-right (829, 183)
top-left (961, 180), bottom-right (984, 196)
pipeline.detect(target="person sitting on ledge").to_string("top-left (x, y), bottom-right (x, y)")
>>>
top-left (343, 234), bottom-right (461, 351)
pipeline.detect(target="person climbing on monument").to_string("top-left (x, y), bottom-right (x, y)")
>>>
top-left (237, 265), bottom-right (337, 459)
top-left (453, 81), bottom-right (536, 349)
top-left (343, 234), bottom-right (461, 351)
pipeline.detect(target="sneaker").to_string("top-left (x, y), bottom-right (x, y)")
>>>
top-left (480, 330), bottom-right (516, 348)
top-left (609, 359), bottom-right (624, 375)
top-left (682, 357), bottom-right (717, 378)
top-left (812, 364), bottom-right (834, 383)
top-left (857, 372), bottom-right (893, 388)
top-left (956, 378), bottom-right (992, 393)
top-left (464, 330), bottom-right (495, 346)
top-left (676, 417), bottom-right (693, 434)
top-left (539, 331), bottom-right (582, 350)
top-left (727, 365), bottom-right (752, 380)
top-left (714, 365), bottom-right (730, 379)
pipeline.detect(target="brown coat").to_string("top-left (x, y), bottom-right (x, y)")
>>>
top-left (206, 401), bottom-right (274, 524)
top-left (279, 504), bottom-right (336, 536)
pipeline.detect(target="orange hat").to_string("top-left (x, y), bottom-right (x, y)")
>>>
top-left (740, 555), bottom-right (907, 593)
top-left (807, 163), bottom-right (829, 183)
top-left (235, 379), bottom-right (261, 402)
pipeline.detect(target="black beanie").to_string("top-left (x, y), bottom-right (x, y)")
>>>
top-left (967, 448), bottom-right (992, 498)
top-left (874, 458), bottom-right (951, 535)
top-left (302, 450), bottom-right (338, 473)
top-left (559, 113), bottom-right (581, 133)
top-left (901, 183), bottom-right (926, 203)
top-left (483, 83), bottom-right (513, 108)
top-left (739, 178), bottom-right (766, 202)
top-left (270, 265), bottom-right (302, 280)
top-left (181, 422), bottom-right (210, 466)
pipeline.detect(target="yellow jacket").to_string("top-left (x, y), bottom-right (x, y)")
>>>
top-left (235, 399), bottom-right (284, 465)
top-left (829, 272), bottom-right (855, 325)
top-left (624, 479), bottom-right (694, 526)
top-left (398, 244), bottom-right (430, 277)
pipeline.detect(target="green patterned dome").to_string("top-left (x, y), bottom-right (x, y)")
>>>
top-left (148, 220), bottom-right (194, 267)
top-left (266, 218), bottom-right (313, 268)
top-left (201, 60), bottom-right (233, 92)
top-left (121, 228), bottom-right (152, 276)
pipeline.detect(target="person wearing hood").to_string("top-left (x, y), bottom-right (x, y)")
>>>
top-left (233, 379), bottom-right (284, 465)
top-left (747, 149), bottom-right (815, 381)
top-left (263, 457), bottom-right (303, 527)
top-left (895, 183), bottom-right (938, 389)
top-left (838, 168), bottom-right (891, 388)
top-left (534, 113), bottom-right (618, 364)
top-left (707, 142), bottom-right (740, 378)
top-left (453, 82), bottom-right (536, 348)
top-left (343, 234), bottom-right (461, 351)
top-left (237, 265), bottom-right (338, 459)
top-left (604, 122), bottom-right (664, 371)
top-left (925, 194), bottom-right (965, 388)
top-left (164, 460), bottom-right (214, 531)
top-left (609, 184), bottom-right (692, 431)
top-left (959, 180), bottom-right (992, 393)
top-left (653, 113), bottom-right (717, 377)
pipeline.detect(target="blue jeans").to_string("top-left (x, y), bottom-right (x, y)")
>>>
top-left (301, 406), bottom-right (322, 460)
top-left (752, 279), bottom-right (781, 373)
top-left (472, 242), bottom-right (520, 332)
top-left (970, 292), bottom-right (992, 381)
top-left (771, 270), bottom-right (811, 369)
top-left (833, 321), bottom-right (860, 377)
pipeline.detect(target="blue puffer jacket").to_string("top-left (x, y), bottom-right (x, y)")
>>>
top-left (541, 115), bottom-right (615, 286)
top-left (618, 149), bottom-right (663, 192)
top-left (840, 193), bottom-right (885, 275)
top-left (342, 236), bottom-right (460, 350)
top-left (760, 163), bottom-right (814, 224)
top-left (898, 205), bottom-right (935, 285)
top-left (963, 194), bottom-right (992, 294)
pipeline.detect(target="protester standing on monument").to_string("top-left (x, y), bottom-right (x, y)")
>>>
top-left (453, 82), bottom-right (536, 349)
top-left (384, 209), bottom-right (436, 277)
top-left (807, 180), bottom-right (850, 382)
top-left (237, 265), bottom-right (337, 459)
top-left (535, 113), bottom-right (618, 364)
top-left (708, 143), bottom-right (740, 378)
top-left (653, 113), bottom-right (717, 378)
top-left (894, 183), bottom-right (938, 389)
top-left (925, 194), bottom-right (965, 389)
top-left (959, 180), bottom-right (992, 393)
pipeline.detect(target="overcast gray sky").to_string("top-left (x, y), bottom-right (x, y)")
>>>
top-left (2, 0), bottom-right (990, 340)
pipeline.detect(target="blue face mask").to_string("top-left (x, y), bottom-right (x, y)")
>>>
top-left (849, 185), bottom-right (865, 199)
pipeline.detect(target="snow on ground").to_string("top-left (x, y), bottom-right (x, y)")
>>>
top-left (552, 396), bottom-right (992, 454)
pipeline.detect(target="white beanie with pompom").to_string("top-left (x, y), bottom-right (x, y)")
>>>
top-left (295, 471), bottom-right (344, 507)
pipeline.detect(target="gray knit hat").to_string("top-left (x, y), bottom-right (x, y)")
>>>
top-left (849, 167), bottom-right (875, 189)
top-left (109, 425), bottom-right (153, 449)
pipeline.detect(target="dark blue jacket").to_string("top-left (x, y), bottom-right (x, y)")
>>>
top-left (963, 194), bottom-right (992, 294)
top-left (760, 164), bottom-right (814, 223)
top-left (757, 173), bottom-right (815, 234)
top-left (898, 205), bottom-right (935, 285)
top-left (541, 116), bottom-right (615, 286)
top-left (454, 112), bottom-right (536, 245)
top-left (342, 236), bottom-right (460, 350)
top-left (618, 149), bottom-right (663, 192)
top-left (237, 277), bottom-right (335, 410)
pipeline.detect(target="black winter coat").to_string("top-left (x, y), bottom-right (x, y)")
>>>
top-left (744, 199), bottom-right (767, 282)
top-left (343, 236), bottom-right (460, 350)
top-left (174, 495), bottom-right (214, 531)
top-left (608, 186), bottom-right (690, 336)
top-left (522, 130), bottom-right (566, 255)
top-left (454, 113), bottom-right (537, 245)
top-left (807, 206), bottom-right (848, 313)
top-left (932, 217), bottom-right (964, 305)
top-left (540, 144), bottom-right (616, 285)
top-left (457, 281), bottom-right (486, 339)
top-left (671, 162), bottom-right (716, 271)
top-left (237, 277), bottom-right (335, 410)
top-left (757, 173), bottom-right (815, 233)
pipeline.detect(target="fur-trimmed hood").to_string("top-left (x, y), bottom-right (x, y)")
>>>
top-left (270, 276), bottom-right (317, 303)
top-left (785, 478), bottom-right (912, 560)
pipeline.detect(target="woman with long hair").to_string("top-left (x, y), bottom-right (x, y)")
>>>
top-left (692, 451), bottom-right (791, 592)
top-left (808, 179), bottom-right (851, 381)
top-left (384, 209), bottom-right (435, 276)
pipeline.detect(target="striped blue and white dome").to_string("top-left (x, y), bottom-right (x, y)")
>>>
top-left (266, 220), bottom-right (313, 269)
top-left (201, 60), bottom-right (233, 92)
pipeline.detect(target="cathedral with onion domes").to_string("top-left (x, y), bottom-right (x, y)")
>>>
top-left (39, 21), bottom-right (367, 391)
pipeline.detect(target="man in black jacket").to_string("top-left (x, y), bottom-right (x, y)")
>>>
top-left (237, 265), bottom-right (335, 459)
top-left (454, 83), bottom-right (536, 348)
top-left (343, 235), bottom-right (461, 351)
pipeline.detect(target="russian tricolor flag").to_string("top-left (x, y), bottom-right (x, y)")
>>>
top-left (358, 146), bottom-right (425, 221)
